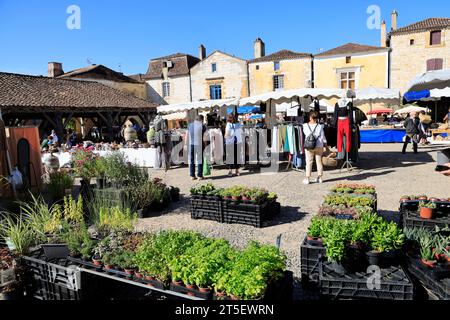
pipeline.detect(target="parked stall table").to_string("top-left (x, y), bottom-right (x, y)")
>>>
top-left (360, 126), bottom-right (406, 143)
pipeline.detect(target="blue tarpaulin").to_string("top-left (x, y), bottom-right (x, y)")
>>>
top-left (360, 129), bottom-right (406, 143)
top-left (404, 90), bottom-right (430, 102)
top-left (227, 106), bottom-right (260, 115)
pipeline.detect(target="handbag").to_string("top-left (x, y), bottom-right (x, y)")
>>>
top-left (203, 157), bottom-right (211, 176)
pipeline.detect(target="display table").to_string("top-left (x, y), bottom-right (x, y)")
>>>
top-left (42, 148), bottom-right (158, 168)
top-left (360, 127), bottom-right (406, 143)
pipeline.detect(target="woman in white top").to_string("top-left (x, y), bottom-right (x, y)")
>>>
top-left (224, 114), bottom-right (243, 177)
top-left (302, 111), bottom-right (327, 185)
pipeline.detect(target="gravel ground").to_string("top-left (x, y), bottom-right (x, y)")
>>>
top-left (136, 143), bottom-right (449, 299)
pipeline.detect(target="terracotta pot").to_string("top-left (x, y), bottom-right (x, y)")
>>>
top-left (173, 280), bottom-right (184, 287)
top-left (400, 198), bottom-right (410, 203)
top-left (124, 269), bottom-right (134, 276)
top-left (146, 275), bottom-right (156, 281)
top-left (92, 259), bottom-right (102, 266)
top-left (135, 272), bottom-right (143, 279)
top-left (230, 295), bottom-right (240, 301)
top-left (420, 207), bottom-right (434, 219)
top-left (421, 259), bottom-right (437, 268)
top-left (418, 197), bottom-right (428, 201)
top-left (232, 196), bottom-right (241, 201)
top-left (224, 196), bottom-right (232, 200)
top-left (104, 265), bottom-right (114, 270)
top-left (215, 291), bottom-right (226, 297)
top-left (199, 287), bottom-right (210, 293)
top-left (186, 284), bottom-right (196, 290)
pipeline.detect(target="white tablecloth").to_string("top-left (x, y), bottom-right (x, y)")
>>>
top-left (42, 148), bottom-right (158, 168)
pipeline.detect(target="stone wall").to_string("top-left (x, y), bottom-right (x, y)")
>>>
top-left (190, 51), bottom-right (249, 101)
top-left (147, 75), bottom-right (192, 105)
top-left (390, 28), bottom-right (450, 93)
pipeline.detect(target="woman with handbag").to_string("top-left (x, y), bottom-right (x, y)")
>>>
top-left (302, 111), bottom-right (327, 185)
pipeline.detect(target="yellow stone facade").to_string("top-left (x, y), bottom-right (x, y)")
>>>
top-left (314, 51), bottom-right (390, 89)
top-left (249, 58), bottom-right (313, 95)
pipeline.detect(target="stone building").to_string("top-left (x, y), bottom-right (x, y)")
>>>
top-left (314, 43), bottom-right (390, 90)
top-left (387, 13), bottom-right (450, 93)
top-left (248, 38), bottom-right (313, 95)
top-left (52, 63), bottom-right (149, 100)
top-left (190, 48), bottom-right (249, 101)
top-left (140, 53), bottom-right (200, 105)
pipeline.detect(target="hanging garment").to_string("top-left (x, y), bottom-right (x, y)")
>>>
top-left (271, 126), bottom-right (279, 153)
top-left (337, 118), bottom-right (352, 153)
top-left (287, 125), bottom-right (296, 155)
top-left (210, 129), bottom-right (224, 164)
top-left (279, 125), bottom-right (287, 152)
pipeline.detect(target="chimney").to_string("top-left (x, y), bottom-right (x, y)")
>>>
top-left (48, 62), bottom-right (64, 77)
top-left (199, 44), bottom-right (206, 60)
top-left (254, 38), bottom-right (265, 59)
top-left (391, 10), bottom-right (398, 31)
top-left (380, 20), bottom-right (387, 47)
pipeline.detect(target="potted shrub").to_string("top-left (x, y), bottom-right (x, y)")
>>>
top-left (417, 194), bottom-right (428, 201)
top-left (419, 233), bottom-right (437, 268)
top-left (94, 157), bottom-right (108, 189)
top-left (419, 202), bottom-right (436, 219)
top-left (367, 221), bottom-right (404, 268)
top-left (306, 217), bottom-right (327, 246)
top-left (322, 220), bottom-right (352, 274)
top-left (267, 192), bottom-right (278, 203)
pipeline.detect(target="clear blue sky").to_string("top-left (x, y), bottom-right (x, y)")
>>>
top-left (0, 0), bottom-right (449, 76)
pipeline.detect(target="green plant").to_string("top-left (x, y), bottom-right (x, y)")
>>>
top-left (418, 202), bottom-right (436, 209)
top-left (370, 221), bottom-right (405, 253)
top-left (0, 213), bottom-right (35, 256)
top-left (419, 232), bottom-right (436, 262)
top-left (72, 149), bottom-right (98, 182)
top-left (47, 171), bottom-right (73, 200)
top-left (63, 196), bottom-right (84, 224)
top-left (111, 249), bottom-right (136, 270)
top-left (93, 157), bottom-right (108, 179)
top-left (322, 220), bottom-right (353, 263)
top-left (307, 217), bottom-right (334, 239)
top-left (94, 206), bottom-right (137, 235)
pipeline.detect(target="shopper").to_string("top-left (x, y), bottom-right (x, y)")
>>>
top-left (419, 111), bottom-right (432, 145)
top-left (444, 107), bottom-right (450, 126)
top-left (224, 114), bottom-right (243, 177)
top-left (188, 115), bottom-right (205, 180)
top-left (302, 111), bottom-right (327, 185)
top-left (402, 111), bottom-right (420, 154)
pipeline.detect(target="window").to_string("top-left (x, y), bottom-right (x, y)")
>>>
top-left (339, 72), bottom-right (356, 89)
top-left (346, 56), bottom-right (351, 64)
top-left (430, 30), bottom-right (442, 45)
top-left (211, 63), bottom-right (217, 73)
top-left (427, 58), bottom-right (444, 71)
top-left (273, 75), bottom-right (284, 91)
top-left (410, 39), bottom-right (415, 46)
top-left (210, 85), bottom-right (222, 100)
top-left (274, 61), bottom-right (280, 71)
top-left (256, 65), bottom-right (259, 70)
top-left (162, 82), bottom-right (170, 97)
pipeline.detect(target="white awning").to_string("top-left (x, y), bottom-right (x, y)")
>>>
top-left (162, 112), bottom-right (188, 121)
top-left (406, 69), bottom-right (450, 92)
top-left (354, 87), bottom-right (400, 102)
top-left (430, 87), bottom-right (450, 98)
top-left (394, 105), bottom-right (430, 115)
top-left (239, 88), bottom-right (346, 106)
top-left (157, 98), bottom-right (239, 114)
top-left (308, 100), bottom-right (334, 113)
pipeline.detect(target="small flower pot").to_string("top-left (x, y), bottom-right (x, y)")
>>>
top-left (230, 295), bottom-right (240, 301)
top-left (215, 291), bottom-right (226, 298)
top-left (231, 196), bottom-right (241, 201)
top-left (145, 275), bottom-right (156, 281)
top-left (199, 287), bottom-right (210, 293)
top-left (421, 259), bottom-right (437, 268)
top-left (224, 196), bottom-right (232, 201)
top-left (124, 269), bottom-right (135, 276)
top-left (92, 259), bottom-right (102, 266)
top-left (173, 280), bottom-right (184, 287)
top-left (186, 284), bottom-right (196, 290)
top-left (306, 236), bottom-right (324, 247)
top-left (104, 265), bottom-right (114, 271)
top-left (400, 198), bottom-right (410, 203)
top-left (420, 207), bottom-right (434, 219)
top-left (135, 272), bottom-right (144, 279)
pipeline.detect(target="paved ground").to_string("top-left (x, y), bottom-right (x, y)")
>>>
top-left (136, 143), bottom-right (449, 298)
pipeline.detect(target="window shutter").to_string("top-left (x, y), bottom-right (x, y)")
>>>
top-left (430, 30), bottom-right (442, 45)
top-left (427, 59), bottom-right (435, 71)
top-left (435, 58), bottom-right (443, 70)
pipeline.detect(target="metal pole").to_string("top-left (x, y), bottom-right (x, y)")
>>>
top-left (435, 100), bottom-right (438, 123)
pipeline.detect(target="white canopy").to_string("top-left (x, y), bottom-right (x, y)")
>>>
top-left (239, 88), bottom-right (346, 106)
top-left (394, 105), bottom-right (430, 115)
top-left (162, 111), bottom-right (188, 121)
top-left (157, 98), bottom-right (238, 114)
top-left (406, 69), bottom-right (450, 92)
top-left (353, 87), bottom-right (400, 102)
top-left (430, 87), bottom-right (450, 99)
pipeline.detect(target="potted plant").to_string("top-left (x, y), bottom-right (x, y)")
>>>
top-left (306, 218), bottom-right (326, 246)
top-left (400, 195), bottom-right (410, 203)
top-left (322, 220), bottom-right (352, 274)
top-left (419, 202), bottom-right (436, 219)
top-left (417, 194), bottom-right (428, 201)
top-left (94, 157), bottom-right (108, 189)
top-left (419, 233), bottom-right (437, 268)
top-left (367, 220), bottom-right (404, 268)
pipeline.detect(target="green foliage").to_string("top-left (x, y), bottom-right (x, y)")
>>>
top-left (0, 213), bottom-right (35, 256)
top-left (72, 149), bottom-right (98, 182)
top-left (47, 171), bottom-right (73, 200)
top-left (61, 222), bottom-right (96, 259)
top-left (190, 183), bottom-right (217, 196)
top-left (94, 206), bottom-right (137, 235)
top-left (111, 249), bottom-right (136, 269)
top-left (370, 220), bottom-right (405, 253)
top-left (322, 220), bottom-right (353, 263)
top-left (307, 217), bottom-right (334, 238)
top-left (324, 194), bottom-right (375, 208)
top-left (418, 202), bottom-right (437, 209)
top-left (419, 232), bottom-right (436, 261)
top-left (63, 196), bottom-right (84, 224)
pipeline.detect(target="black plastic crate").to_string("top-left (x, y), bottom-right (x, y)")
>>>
top-left (400, 201), bottom-right (450, 216)
top-left (300, 237), bottom-right (326, 284)
top-left (406, 256), bottom-right (450, 300)
top-left (402, 210), bottom-right (450, 230)
top-left (190, 198), bottom-right (223, 223)
top-left (222, 201), bottom-right (280, 228)
top-left (318, 261), bottom-right (414, 300)
top-left (22, 250), bottom-right (81, 300)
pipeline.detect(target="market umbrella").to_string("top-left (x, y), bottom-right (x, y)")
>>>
top-left (394, 105), bottom-right (430, 115)
top-left (366, 107), bottom-right (394, 115)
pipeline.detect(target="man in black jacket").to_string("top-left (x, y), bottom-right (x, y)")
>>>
top-left (402, 111), bottom-right (420, 154)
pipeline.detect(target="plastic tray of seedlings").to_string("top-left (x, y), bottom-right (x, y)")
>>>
top-left (318, 261), bottom-right (414, 300)
top-left (402, 210), bottom-right (450, 230)
top-left (300, 237), bottom-right (327, 284)
top-left (406, 256), bottom-right (450, 300)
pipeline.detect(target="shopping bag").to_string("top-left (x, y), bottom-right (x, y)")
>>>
top-left (203, 157), bottom-right (211, 176)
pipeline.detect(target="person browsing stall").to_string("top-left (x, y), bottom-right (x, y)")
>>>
top-left (188, 115), bottom-right (206, 180)
top-left (302, 111), bottom-right (327, 185)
